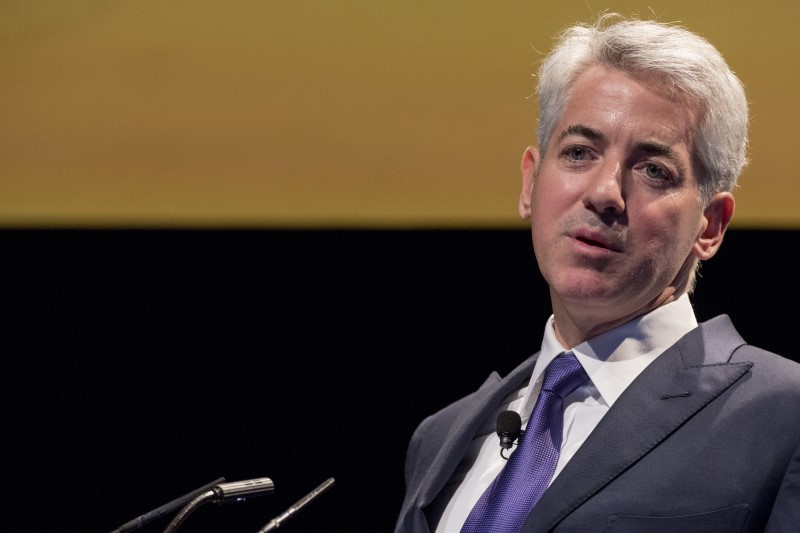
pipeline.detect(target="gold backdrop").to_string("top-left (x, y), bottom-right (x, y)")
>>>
top-left (1, 1), bottom-right (798, 228)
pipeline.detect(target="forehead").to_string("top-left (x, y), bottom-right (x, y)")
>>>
top-left (553, 65), bottom-right (700, 152)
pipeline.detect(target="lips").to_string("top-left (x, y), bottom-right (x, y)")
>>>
top-left (570, 228), bottom-right (623, 253)
top-left (577, 236), bottom-right (609, 248)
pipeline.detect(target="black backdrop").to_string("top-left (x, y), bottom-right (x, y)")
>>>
top-left (3, 229), bottom-right (798, 532)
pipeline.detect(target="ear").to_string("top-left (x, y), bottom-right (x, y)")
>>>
top-left (519, 146), bottom-right (541, 220)
top-left (693, 192), bottom-right (735, 260)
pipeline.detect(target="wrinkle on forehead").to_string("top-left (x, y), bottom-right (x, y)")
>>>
top-left (556, 66), bottom-right (700, 156)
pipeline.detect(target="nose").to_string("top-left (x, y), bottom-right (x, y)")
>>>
top-left (582, 159), bottom-right (625, 215)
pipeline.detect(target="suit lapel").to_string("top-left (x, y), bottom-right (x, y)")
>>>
top-left (522, 315), bottom-right (753, 532)
top-left (413, 354), bottom-right (540, 514)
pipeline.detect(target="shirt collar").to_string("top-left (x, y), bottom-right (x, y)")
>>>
top-left (527, 294), bottom-right (698, 409)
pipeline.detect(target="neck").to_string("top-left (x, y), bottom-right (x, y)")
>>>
top-left (552, 289), bottom-right (687, 349)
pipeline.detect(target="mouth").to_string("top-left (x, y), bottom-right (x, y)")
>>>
top-left (576, 236), bottom-right (609, 248)
top-left (571, 229), bottom-right (622, 253)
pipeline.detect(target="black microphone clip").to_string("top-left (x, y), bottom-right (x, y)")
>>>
top-left (496, 410), bottom-right (523, 460)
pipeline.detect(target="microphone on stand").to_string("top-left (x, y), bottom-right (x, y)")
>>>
top-left (214, 477), bottom-right (276, 503)
top-left (497, 410), bottom-right (523, 459)
top-left (257, 477), bottom-right (335, 532)
top-left (163, 477), bottom-right (275, 533)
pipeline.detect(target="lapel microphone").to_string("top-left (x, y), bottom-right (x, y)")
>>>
top-left (496, 410), bottom-right (523, 460)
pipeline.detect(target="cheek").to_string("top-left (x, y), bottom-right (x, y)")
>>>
top-left (636, 204), bottom-right (702, 260)
top-left (530, 216), bottom-right (549, 263)
top-left (530, 201), bottom-right (558, 269)
top-left (530, 198), bottom-right (561, 251)
top-left (531, 175), bottom-right (574, 226)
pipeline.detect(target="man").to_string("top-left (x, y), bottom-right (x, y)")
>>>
top-left (396, 15), bottom-right (800, 533)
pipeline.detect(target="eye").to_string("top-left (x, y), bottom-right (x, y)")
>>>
top-left (563, 146), bottom-right (591, 161)
top-left (642, 163), bottom-right (671, 181)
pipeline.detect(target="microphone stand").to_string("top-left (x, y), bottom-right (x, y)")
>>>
top-left (162, 489), bottom-right (216, 533)
top-left (110, 477), bottom-right (225, 533)
top-left (257, 478), bottom-right (335, 532)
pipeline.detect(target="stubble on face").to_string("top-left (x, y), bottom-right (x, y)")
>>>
top-left (527, 66), bottom-right (708, 347)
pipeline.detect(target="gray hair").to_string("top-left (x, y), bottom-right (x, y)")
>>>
top-left (536, 15), bottom-right (749, 202)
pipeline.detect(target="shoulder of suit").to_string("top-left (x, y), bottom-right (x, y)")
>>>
top-left (732, 343), bottom-right (800, 377)
top-left (413, 370), bottom-right (502, 435)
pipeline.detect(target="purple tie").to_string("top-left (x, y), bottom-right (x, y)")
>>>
top-left (461, 352), bottom-right (589, 533)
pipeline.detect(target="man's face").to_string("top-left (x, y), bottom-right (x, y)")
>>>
top-left (520, 65), bottom-right (732, 335)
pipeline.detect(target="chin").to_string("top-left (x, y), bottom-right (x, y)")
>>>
top-left (549, 273), bottom-right (626, 306)
top-left (561, 287), bottom-right (622, 305)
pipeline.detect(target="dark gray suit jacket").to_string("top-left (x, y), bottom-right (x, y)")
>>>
top-left (396, 316), bottom-right (800, 532)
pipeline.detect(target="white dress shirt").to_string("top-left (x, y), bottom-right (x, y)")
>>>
top-left (434, 295), bottom-right (699, 533)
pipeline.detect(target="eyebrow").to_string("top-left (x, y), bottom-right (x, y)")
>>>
top-left (556, 124), bottom-right (605, 143)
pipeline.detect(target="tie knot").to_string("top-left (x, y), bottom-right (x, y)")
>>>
top-left (541, 352), bottom-right (589, 399)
